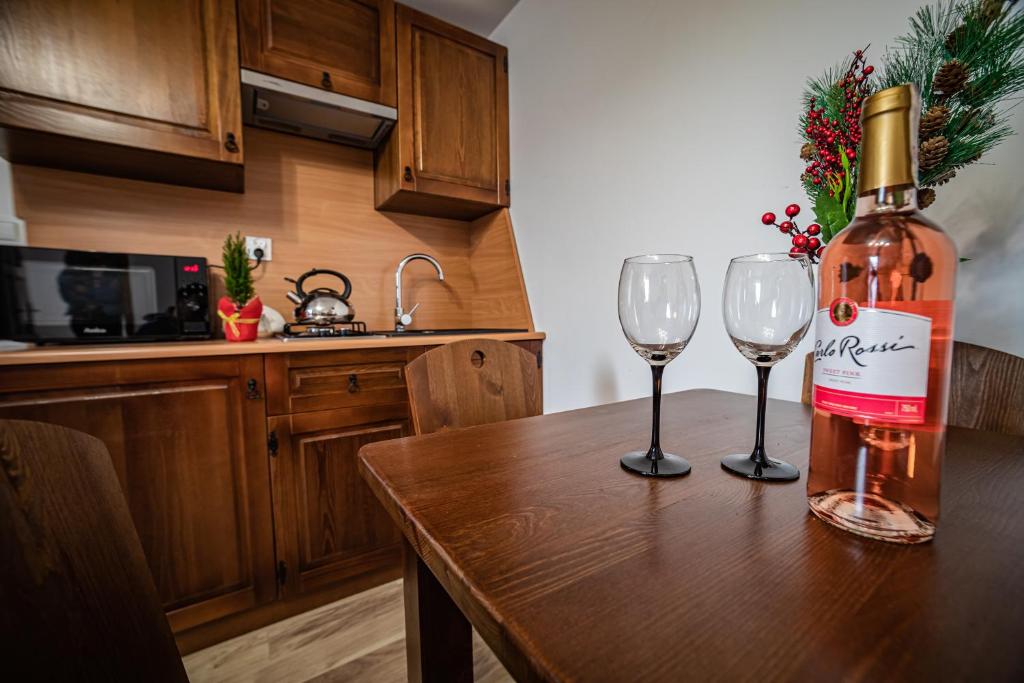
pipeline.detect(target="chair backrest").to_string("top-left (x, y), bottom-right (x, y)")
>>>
top-left (801, 341), bottom-right (1024, 436)
top-left (948, 341), bottom-right (1024, 436)
top-left (405, 339), bottom-right (542, 435)
top-left (0, 420), bottom-right (187, 682)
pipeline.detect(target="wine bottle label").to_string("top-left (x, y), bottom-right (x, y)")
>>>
top-left (812, 298), bottom-right (932, 424)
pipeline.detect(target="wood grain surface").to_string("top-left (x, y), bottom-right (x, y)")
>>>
top-left (0, 356), bottom-right (277, 636)
top-left (0, 331), bottom-right (544, 367)
top-left (360, 389), bottom-right (1024, 682)
top-left (406, 338), bottom-right (541, 435)
top-left (183, 578), bottom-right (512, 683)
top-left (947, 341), bottom-right (1024, 436)
top-left (0, 419), bottom-right (187, 682)
top-left (374, 4), bottom-right (509, 219)
top-left (0, 0), bottom-right (244, 190)
top-left (239, 0), bottom-right (397, 107)
top-left (12, 128), bottom-right (531, 332)
top-left (802, 342), bottom-right (1024, 436)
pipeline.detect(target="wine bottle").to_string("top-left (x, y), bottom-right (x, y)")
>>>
top-left (806, 84), bottom-right (957, 544)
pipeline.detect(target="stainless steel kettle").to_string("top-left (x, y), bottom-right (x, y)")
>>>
top-left (284, 269), bottom-right (355, 324)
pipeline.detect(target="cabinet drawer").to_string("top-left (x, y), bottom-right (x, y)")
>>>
top-left (266, 349), bottom-right (411, 415)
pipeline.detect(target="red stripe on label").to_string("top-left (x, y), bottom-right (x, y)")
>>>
top-left (813, 385), bottom-right (926, 424)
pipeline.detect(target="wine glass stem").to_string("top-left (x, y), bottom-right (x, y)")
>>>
top-left (751, 365), bottom-right (771, 466)
top-left (647, 364), bottom-right (665, 461)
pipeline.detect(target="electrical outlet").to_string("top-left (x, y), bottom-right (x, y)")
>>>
top-left (245, 236), bottom-right (272, 262)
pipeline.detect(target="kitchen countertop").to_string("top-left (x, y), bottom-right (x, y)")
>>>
top-left (0, 331), bottom-right (546, 366)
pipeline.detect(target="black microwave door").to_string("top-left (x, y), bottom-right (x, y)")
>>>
top-left (0, 248), bottom-right (180, 342)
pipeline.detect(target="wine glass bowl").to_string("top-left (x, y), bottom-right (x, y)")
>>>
top-left (723, 253), bottom-right (815, 365)
top-left (720, 253), bottom-right (814, 481)
top-left (618, 254), bottom-right (701, 477)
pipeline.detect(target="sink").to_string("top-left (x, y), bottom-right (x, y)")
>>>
top-left (375, 328), bottom-right (527, 337)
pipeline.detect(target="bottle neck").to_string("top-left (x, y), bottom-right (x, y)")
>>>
top-left (855, 184), bottom-right (918, 217)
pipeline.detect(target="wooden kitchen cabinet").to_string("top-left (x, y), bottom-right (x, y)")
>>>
top-left (263, 348), bottom-right (413, 598)
top-left (239, 0), bottom-right (397, 107)
top-left (268, 405), bottom-right (408, 598)
top-left (0, 0), bottom-right (244, 191)
top-left (375, 4), bottom-right (510, 219)
top-left (0, 338), bottom-right (542, 651)
top-left (0, 357), bottom-right (276, 634)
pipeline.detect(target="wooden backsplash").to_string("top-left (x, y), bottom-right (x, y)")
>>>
top-left (12, 128), bottom-right (532, 332)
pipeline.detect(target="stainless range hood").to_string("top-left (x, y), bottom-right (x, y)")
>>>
top-left (240, 69), bottom-right (396, 149)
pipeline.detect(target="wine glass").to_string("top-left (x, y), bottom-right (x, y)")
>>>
top-left (720, 253), bottom-right (814, 481)
top-left (618, 255), bottom-right (701, 477)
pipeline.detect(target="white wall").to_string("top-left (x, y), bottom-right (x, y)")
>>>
top-left (493, 0), bottom-right (1024, 414)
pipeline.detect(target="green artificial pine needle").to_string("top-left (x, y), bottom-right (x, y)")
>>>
top-left (222, 232), bottom-right (255, 306)
top-left (796, 0), bottom-right (1024, 241)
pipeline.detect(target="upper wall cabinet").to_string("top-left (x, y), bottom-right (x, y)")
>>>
top-left (0, 0), bottom-right (244, 192)
top-left (375, 4), bottom-right (510, 220)
top-left (238, 0), bottom-right (397, 107)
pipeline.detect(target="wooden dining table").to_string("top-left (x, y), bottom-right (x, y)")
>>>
top-left (358, 389), bottom-right (1024, 682)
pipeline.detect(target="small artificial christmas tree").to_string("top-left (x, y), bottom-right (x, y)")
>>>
top-left (218, 232), bottom-right (262, 342)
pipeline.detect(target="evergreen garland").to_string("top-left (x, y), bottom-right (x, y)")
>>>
top-left (222, 232), bottom-right (255, 306)
top-left (795, 0), bottom-right (1023, 243)
top-left (881, 0), bottom-right (1023, 189)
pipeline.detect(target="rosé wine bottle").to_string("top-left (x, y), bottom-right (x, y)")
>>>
top-left (806, 84), bottom-right (957, 543)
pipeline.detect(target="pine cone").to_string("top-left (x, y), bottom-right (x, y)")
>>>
top-left (800, 143), bottom-right (816, 161)
top-left (920, 105), bottom-right (950, 138)
top-left (919, 188), bottom-right (936, 209)
top-left (933, 168), bottom-right (957, 186)
top-left (933, 60), bottom-right (969, 98)
top-left (945, 25), bottom-right (968, 53)
top-left (920, 136), bottom-right (949, 171)
top-left (980, 0), bottom-right (1005, 25)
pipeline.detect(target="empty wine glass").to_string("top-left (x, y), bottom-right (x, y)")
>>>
top-left (721, 253), bottom-right (814, 481)
top-left (618, 255), bottom-right (701, 477)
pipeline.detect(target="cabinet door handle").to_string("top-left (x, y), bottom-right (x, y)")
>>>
top-left (348, 374), bottom-right (360, 393)
top-left (276, 560), bottom-right (288, 586)
top-left (246, 378), bottom-right (261, 400)
top-left (321, 71), bottom-right (333, 89)
top-left (403, 166), bottom-right (413, 182)
top-left (224, 132), bottom-right (239, 153)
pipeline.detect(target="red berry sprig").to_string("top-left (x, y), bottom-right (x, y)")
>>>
top-left (802, 49), bottom-right (873, 197)
top-left (760, 203), bottom-right (824, 263)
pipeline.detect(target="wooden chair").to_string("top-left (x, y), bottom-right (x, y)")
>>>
top-left (405, 339), bottom-right (542, 435)
top-left (801, 341), bottom-right (1024, 436)
top-left (0, 420), bottom-right (188, 682)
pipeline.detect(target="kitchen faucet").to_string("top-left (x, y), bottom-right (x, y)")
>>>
top-left (395, 253), bottom-right (445, 331)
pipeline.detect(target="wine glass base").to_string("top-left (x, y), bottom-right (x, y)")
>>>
top-left (620, 451), bottom-right (691, 478)
top-left (720, 453), bottom-right (799, 481)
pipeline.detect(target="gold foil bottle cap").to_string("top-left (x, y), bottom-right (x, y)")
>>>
top-left (857, 84), bottom-right (921, 196)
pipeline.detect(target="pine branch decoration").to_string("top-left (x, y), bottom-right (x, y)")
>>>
top-left (881, 0), bottom-right (1024, 188)
top-left (920, 135), bottom-right (950, 169)
top-left (919, 187), bottom-right (938, 207)
top-left (933, 59), bottom-right (970, 96)
top-left (790, 0), bottom-right (1023, 235)
top-left (920, 104), bottom-right (952, 136)
top-left (222, 232), bottom-right (255, 307)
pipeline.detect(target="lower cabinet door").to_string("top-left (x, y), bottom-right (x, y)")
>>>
top-left (0, 357), bottom-right (276, 632)
top-left (269, 404), bottom-right (409, 596)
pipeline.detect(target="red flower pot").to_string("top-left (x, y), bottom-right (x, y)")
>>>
top-left (218, 296), bottom-right (263, 342)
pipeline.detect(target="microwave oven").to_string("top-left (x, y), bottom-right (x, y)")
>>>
top-left (0, 246), bottom-right (211, 344)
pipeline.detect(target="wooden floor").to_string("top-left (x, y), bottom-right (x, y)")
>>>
top-left (183, 580), bottom-right (512, 683)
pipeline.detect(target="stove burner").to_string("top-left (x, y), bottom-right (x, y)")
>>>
top-left (280, 320), bottom-right (372, 338)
